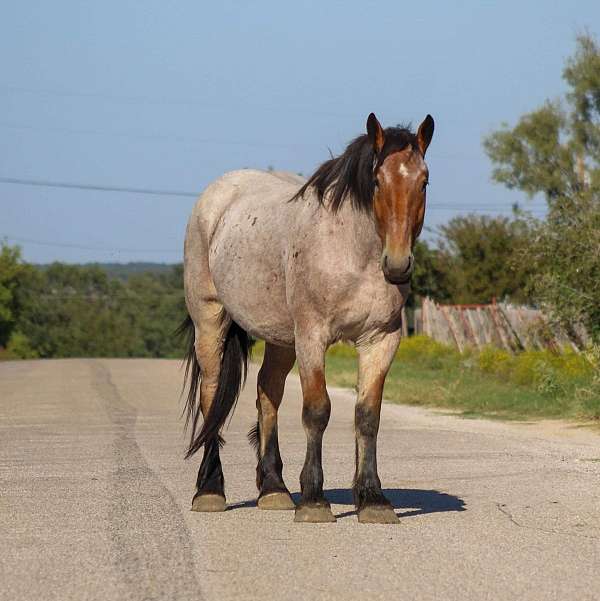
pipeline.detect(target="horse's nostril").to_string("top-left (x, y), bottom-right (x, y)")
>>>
top-left (382, 253), bottom-right (414, 284)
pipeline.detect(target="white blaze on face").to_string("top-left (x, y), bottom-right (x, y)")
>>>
top-left (397, 155), bottom-right (428, 183)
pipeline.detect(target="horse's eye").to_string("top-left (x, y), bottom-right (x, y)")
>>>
top-left (374, 178), bottom-right (380, 189)
top-left (422, 181), bottom-right (429, 193)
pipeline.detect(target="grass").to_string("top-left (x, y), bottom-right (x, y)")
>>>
top-left (252, 336), bottom-right (600, 422)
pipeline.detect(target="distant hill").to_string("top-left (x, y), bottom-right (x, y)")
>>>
top-left (90, 262), bottom-right (180, 280)
top-left (35, 262), bottom-right (180, 280)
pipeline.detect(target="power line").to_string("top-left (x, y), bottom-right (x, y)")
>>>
top-left (34, 292), bottom-right (181, 301)
top-left (0, 176), bottom-right (198, 198)
top-left (426, 206), bottom-right (544, 214)
top-left (0, 174), bottom-right (544, 214)
top-left (1, 234), bottom-right (180, 253)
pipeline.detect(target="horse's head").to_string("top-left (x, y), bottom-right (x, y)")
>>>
top-left (367, 113), bottom-right (434, 285)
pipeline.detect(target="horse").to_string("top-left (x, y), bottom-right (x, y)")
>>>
top-left (179, 112), bottom-right (434, 523)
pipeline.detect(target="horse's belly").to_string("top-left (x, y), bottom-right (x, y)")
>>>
top-left (208, 212), bottom-right (295, 347)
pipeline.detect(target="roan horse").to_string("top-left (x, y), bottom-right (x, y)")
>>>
top-left (180, 113), bottom-right (434, 523)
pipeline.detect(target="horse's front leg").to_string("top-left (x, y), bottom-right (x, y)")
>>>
top-left (294, 331), bottom-right (336, 523)
top-left (354, 331), bottom-right (402, 523)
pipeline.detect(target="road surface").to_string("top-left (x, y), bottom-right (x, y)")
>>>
top-left (1, 359), bottom-right (599, 600)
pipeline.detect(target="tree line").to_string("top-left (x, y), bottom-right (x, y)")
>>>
top-left (0, 252), bottom-right (187, 359)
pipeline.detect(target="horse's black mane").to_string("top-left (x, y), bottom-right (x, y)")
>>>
top-left (291, 126), bottom-right (418, 212)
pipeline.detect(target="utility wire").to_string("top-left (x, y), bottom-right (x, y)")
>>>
top-left (0, 176), bottom-right (198, 198)
top-left (0, 175), bottom-right (543, 214)
top-left (1, 234), bottom-right (180, 253)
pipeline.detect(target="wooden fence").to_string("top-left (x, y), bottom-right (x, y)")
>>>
top-left (412, 298), bottom-right (585, 353)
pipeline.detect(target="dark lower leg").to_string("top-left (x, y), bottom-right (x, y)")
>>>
top-left (353, 334), bottom-right (401, 522)
top-left (255, 344), bottom-right (295, 499)
top-left (353, 405), bottom-right (388, 509)
top-left (294, 336), bottom-right (335, 521)
top-left (353, 399), bottom-right (399, 524)
top-left (194, 437), bottom-right (224, 498)
top-left (299, 403), bottom-right (330, 504)
top-left (256, 420), bottom-right (288, 496)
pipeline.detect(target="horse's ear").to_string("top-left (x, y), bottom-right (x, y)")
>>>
top-left (367, 113), bottom-right (385, 154)
top-left (417, 114), bottom-right (434, 156)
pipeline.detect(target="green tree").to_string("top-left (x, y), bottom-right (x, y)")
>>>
top-left (11, 261), bottom-right (187, 359)
top-left (14, 263), bottom-right (140, 358)
top-left (123, 266), bottom-right (186, 357)
top-left (435, 214), bottom-right (533, 305)
top-left (525, 194), bottom-right (600, 343)
top-left (0, 248), bottom-right (188, 360)
top-left (484, 34), bottom-right (600, 341)
top-left (411, 240), bottom-right (450, 304)
top-left (0, 243), bottom-right (34, 349)
top-left (484, 34), bottom-right (600, 207)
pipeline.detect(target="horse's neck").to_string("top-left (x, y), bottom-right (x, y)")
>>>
top-left (337, 201), bottom-right (383, 263)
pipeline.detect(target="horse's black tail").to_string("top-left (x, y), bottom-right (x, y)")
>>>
top-left (177, 312), bottom-right (253, 459)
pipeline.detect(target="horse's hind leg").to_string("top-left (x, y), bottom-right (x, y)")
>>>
top-left (251, 343), bottom-right (296, 510)
top-left (353, 331), bottom-right (402, 524)
top-left (190, 302), bottom-right (228, 512)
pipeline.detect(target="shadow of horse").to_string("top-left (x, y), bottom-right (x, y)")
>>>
top-left (229, 488), bottom-right (466, 519)
top-left (319, 488), bottom-right (466, 519)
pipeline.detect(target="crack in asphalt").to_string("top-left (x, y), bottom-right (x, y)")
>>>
top-left (495, 503), bottom-right (599, 540)
top-left (91, 360), bottom-right (205, 601)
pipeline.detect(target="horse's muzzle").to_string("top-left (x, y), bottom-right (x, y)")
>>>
top-left (382, 253), bottom-right (413, 285)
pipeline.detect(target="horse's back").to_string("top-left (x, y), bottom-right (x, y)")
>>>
top-left (189, 169), bottom-right (302, 237)
top-left (185, 168), bottom-right (301, 283)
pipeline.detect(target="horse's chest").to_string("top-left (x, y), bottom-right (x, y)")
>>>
top-left (340, 286), bottom-right (405, 340)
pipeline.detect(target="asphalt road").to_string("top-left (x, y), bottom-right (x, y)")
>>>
top-left (1, 359), bottom-right (599, 601)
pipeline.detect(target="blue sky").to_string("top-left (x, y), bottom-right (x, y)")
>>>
top-left (1, 1), bottom-right (598, 263)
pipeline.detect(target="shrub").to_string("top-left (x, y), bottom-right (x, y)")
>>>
top-left (396, 335), bottom-right (460, 370)
top-left (5, 331), bottom-right (38, 359)
top-left (477, 346), bottom-right (513, 377)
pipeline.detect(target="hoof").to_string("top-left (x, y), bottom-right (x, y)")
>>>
top-left (294, 502), bottom-right (336, 523)
top-left (191, 494), bottom-right (226, 512)
top-left (357, 504), bottom-right (399, 524)
top-left (258, 491), bottom-right (296, 510)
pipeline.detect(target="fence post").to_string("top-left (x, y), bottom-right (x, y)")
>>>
top-left (422, 297), bottom-right (429, 337)
top-left (490, 302), bottom-right (511, 351)
top-left (401, 306), bottom-right (408, 338)
top-left (440, 305), bottom-right (463, 353)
